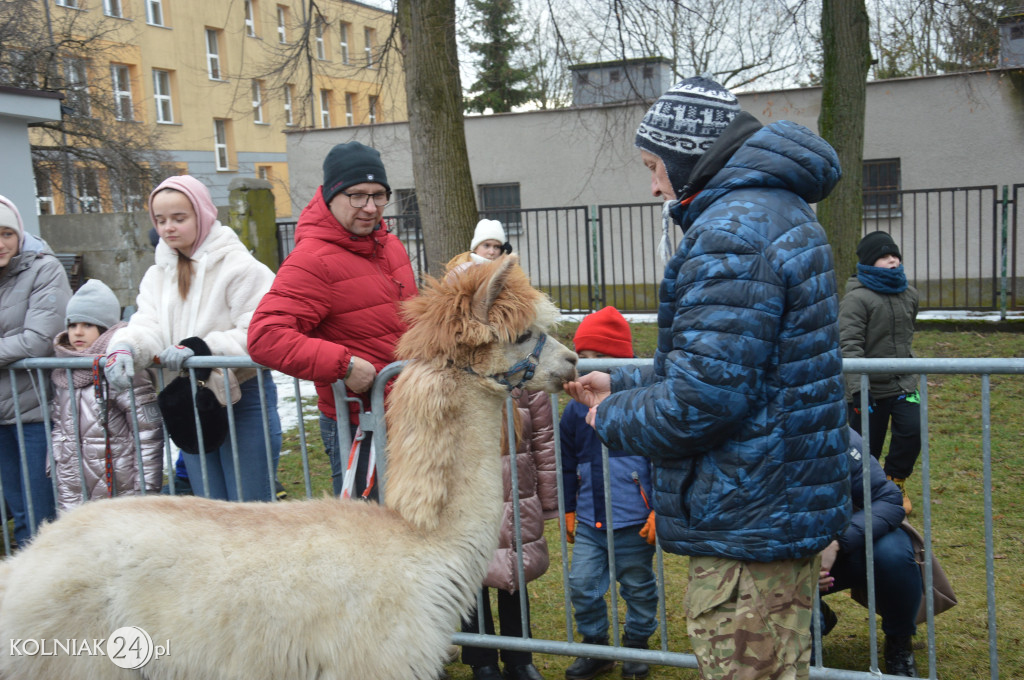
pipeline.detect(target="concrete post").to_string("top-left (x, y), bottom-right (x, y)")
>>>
top-left (228, 177), bottom-right (279, 270)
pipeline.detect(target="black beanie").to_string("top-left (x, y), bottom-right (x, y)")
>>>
top-left (857, 231), bottom-right (902, 266)
top-left (322, 141), bottom-right (390, 207)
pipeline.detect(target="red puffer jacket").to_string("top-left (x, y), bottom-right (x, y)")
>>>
top-left (248, 187), bottom-right (417, 422)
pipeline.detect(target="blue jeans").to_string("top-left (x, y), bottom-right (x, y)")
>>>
top-left (569, 521), bottom-right (658, 641)
top-left (826, 527), bottom-right (921, 637)
top-left (182, 371), bottom-right (281, 502)
top-left (319, 413), bottom-right (377, 501)
top-left (0, 422), bottom-right (56, 545)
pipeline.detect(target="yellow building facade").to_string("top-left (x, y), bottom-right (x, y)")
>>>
top-left (27, 0), bottom-right (406, 217)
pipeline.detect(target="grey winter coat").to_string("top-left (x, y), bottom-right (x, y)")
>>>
top-left (484, 389), bottom-right (558, 593)
top-left (0, 232), bottom-right (72, 424)
top-left (50, 322), bottom-right (164, 512)
top-left (839, 276), bottom-right (920, 400)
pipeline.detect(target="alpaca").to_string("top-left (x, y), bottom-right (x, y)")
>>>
top-left (0, 255), bottom-right (578, 680)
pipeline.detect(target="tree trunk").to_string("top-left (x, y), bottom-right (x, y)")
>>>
top-left (817, 0), bottom-right (871, 289)
top-left (396, 0), bottom-right (478, 277)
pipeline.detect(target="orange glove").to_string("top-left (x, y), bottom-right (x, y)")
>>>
top-left (564, 512), bottom-right (576, 543)
top-left (639, 510), bottom-right (656, 545)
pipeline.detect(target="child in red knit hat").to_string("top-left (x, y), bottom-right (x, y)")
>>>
top-left (561, 307), bottom-right (658, 680)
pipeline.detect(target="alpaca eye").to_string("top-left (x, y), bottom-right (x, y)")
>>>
top-left (515, 331), bottom-right (532, 344)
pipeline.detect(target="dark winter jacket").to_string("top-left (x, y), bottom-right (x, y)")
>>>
top-left (839, 276), bottom-right (919, 401)
top-left (839, 428), bottom-right (905, 555)
top-left (595, 120), bottom-right (852, 562)
top-left (248, 187), bottom-right (417, 422)
top-left (560, 399), bottom-right (652, 530)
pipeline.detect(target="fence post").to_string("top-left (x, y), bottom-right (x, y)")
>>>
top-left (589, 205), bottom-right (603, 312)
top-left (999, 185), bottom-right (1009, 321)
top-left (228, 177), bottom-right (279, 271)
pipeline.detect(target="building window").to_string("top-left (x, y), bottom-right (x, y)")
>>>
top-left (339, 23), bottom-right (350, 64)
top-left (104, 0), bottom-right (123, 18)
top-left (319, 90), bottom-right (331, 127)
top-left (863, 158), bottom-right (901, 218)
top-left (364, 27), bottom-right (375, 67)
top-left (153, 69), bottom-right (174, 123)
top-left (642, 66), bottom-right (653, 80)
top-left (73, 166), bottom-right (102, 214)
top-left (252, 80), bottom-right (264, 123)
top-left (111, 171), bottom-right (146, 212)
top-left (283, 84), bottom-right (294, 125)
top-left (244, 0), bottom-right (256, 37)
top-left (206, 29), bottom-right (222, 80)
top-left (479, 183), bottom-right (521, 233)
top-left (111, 64), bottom-right (134, 121)
top-left (276, 6), bottom-right (287, 43)
top-left (34, 167), bottom-right (54, 216)
top-left (146, 0), bottom-right (164, 26)
top-left (368, 95), bottom-right (377, 124)
top-left (56, 0), bottom-right (79, 8)
top-left (258, 165), bottom-right (272, 181)
top-left (64, 58), bottom-right (90, 118)
top-left (344, 92), bottom-right (354, 126)
top-left (214, 119), bottom-right (230, 170)
top-left (315, 18), bottom-right (326, 60)
top-left (609, 69), bottom-right (621, 83)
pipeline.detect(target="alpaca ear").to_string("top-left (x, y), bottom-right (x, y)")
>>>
top-left (471, 255), bottom-right (517, 324)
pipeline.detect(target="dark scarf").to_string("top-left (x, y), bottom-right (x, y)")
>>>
top-left (856, 263), bottom-right (908, 294)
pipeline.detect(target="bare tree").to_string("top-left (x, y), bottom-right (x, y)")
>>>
top-left (0, 2), bottom-right (171, 213)
top-left (396, 0), bottom-right (479, 276)
top-left (817, 0), bottom-right (871, 287)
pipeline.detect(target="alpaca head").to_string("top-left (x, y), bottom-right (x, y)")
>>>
top-left (396, 255), bottom-right (578, 392)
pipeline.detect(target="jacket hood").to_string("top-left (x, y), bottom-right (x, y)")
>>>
top-left (3, 232), bottom-right (55, 279)
top-left (681, 120), bottom-right (841, 231)
top-left (295, 187), bottom-right (391, 254)
top-left (0, 195), bottom-right (25, 251)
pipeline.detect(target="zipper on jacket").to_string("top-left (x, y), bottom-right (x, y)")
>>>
top-left (632, 471), bottom-right (651, 510)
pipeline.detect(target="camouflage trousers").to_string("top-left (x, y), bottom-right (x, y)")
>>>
top-left (685, 554), bottom-right (819, 680)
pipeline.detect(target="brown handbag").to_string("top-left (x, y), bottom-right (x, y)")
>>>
top-left (851, 520), bottom-right (958, 625)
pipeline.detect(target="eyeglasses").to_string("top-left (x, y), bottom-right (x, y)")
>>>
top-left (339, 191), bottom-right (390, 208)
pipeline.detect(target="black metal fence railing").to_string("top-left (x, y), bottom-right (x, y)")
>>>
top-left (276, 185), bottom-right (1023, 313)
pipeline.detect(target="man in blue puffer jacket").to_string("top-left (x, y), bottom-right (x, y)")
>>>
top-left (566, 77), bottom-right (851, 680)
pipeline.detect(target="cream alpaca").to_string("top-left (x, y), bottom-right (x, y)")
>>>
top-left (0, 256), bottom-right (578, 680)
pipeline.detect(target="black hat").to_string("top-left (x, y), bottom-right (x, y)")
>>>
top-left (322, 141), bottom-right (390, 207)
top-left (857, 231), bottom-right (902, 266)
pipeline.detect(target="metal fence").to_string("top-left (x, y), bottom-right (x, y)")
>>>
top-left (4, 355), bottom-right (1023, 679)
top-left (277, 185), bottom-right (1023, 313)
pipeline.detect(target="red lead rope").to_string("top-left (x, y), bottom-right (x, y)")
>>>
top-left (92, 357), bottom-right (114, 497)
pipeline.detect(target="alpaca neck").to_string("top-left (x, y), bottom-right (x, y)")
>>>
top-left (384, 362), bottom-right (508, 537)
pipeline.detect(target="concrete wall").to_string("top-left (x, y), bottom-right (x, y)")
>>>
top-left (39, 211), bottom-right (155, 309)
top-left (286, 69), bottom-right (1024, 212)
top-left (0, 88), bottom-right (63, 236)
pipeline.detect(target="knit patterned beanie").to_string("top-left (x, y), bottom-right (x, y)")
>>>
top-left (322, 141), bottom-right (390, 207)
top-left (857, 231), bottom-right (902, 266)
top-left (635, 76), bottom-right (740, 196)
top-left (66, 278), bottom-right (121, 330)
top-left (574, 306), bottom-right (633, 359)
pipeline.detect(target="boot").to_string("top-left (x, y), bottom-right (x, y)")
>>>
top-left (887, 476), bottom-right (913, 516)
top-left (620, 636), bottom-right (649, 679)
top-left (472, 665), bottom-right (503, 680)
top-left (503, 663), bottom-right (545, 680)
top-left (565, 636), bottom-right (614, 680)
top-left (884, 635), bottom-right (919, 677)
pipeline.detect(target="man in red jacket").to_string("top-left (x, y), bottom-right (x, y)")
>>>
top-left (248, 141), bottom-right (417, 499)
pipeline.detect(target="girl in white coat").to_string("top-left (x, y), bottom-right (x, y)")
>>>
top-left (105, 175), bottom-right (281, 501)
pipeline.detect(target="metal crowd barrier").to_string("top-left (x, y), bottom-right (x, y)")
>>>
top-left (3, 356), bottom-right (1023, 679)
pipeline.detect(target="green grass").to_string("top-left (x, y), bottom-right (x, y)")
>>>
top-left (275, 325), bottom-right (1024, 679)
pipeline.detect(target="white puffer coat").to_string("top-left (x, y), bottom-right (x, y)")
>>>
top-left (110, 222), bottom-right (274, 385)
top-left (50, 322), bottom-right (164, 511)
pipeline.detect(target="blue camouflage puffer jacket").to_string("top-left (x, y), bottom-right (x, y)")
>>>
top-left (595, 120), bottom-right (852, 562)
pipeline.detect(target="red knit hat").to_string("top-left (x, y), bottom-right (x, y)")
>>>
top-left (574, 306), bottom-right (633, 358)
